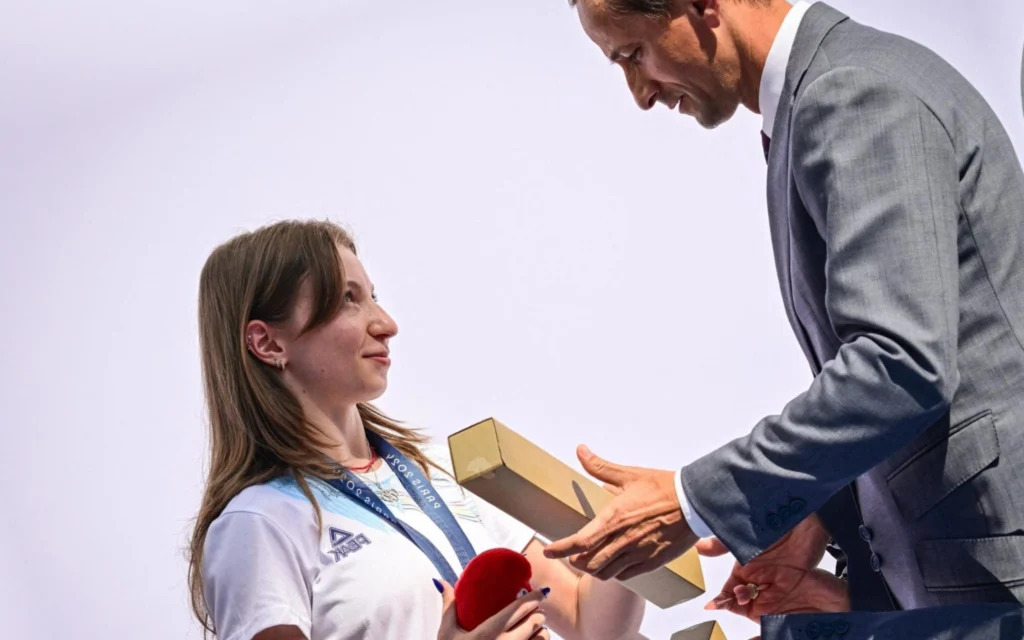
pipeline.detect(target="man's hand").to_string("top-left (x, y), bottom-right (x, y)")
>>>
top-left (543, 446), bottom-right (699, 581)
top-left (698, 514), bottom-right (849, 622)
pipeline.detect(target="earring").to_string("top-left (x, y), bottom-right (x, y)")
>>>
top-left (274, 359), bottom-right (285, 370)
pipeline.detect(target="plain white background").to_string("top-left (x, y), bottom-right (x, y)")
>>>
top-left (1, 1), bottom-right (1022, 638)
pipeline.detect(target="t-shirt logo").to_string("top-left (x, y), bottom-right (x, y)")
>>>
top-left (328, 527), bottom-right (372, 562)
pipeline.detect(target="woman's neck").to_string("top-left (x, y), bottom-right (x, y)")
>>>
top-left (307, 402), bottom-right (374, 466)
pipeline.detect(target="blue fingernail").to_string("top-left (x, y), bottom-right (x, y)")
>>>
top-left (541, 587), bottom-right (551, 597)
top-left (433, 579), bottom-right (443, 593)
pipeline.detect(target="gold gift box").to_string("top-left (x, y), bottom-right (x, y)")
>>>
top-left (448, 417), bottom-right (706, 609)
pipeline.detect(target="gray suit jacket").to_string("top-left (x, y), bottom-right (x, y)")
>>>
top-left (761, 604), bottom-right (1024, 640)
top-left (679, 2), bottom-right (1024, 611)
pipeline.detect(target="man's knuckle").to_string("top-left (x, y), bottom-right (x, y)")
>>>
top-left (607, 503), bottom-right (624, 521)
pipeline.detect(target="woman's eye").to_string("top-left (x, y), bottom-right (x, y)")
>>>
top-left (628, 48), bottom-right (642, 64)
top-left (343, 291), bottom-right (355, 303)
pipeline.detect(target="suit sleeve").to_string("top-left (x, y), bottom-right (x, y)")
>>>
top-left (760, 604), bottom-right (1024, 640)
top-left (679, 66), bottom-right (961, 563)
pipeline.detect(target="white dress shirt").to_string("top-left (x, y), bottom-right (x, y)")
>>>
top-left (675, 0), bottom-right (813, 540)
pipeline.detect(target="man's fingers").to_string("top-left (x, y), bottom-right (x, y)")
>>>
top-left (615, 534), bottom-right (686, 582)
top-left (703, 568), bottom-right (747, 611)
top-left (569, 516), bottom-right (655, 574)
top-left (544, 507), bottom-right (617, 559)
top-left (704, 593), bottom-right (753, 619)
top-left (704, 594), bottom-right (737, 612)
top-left (734, 583), bottom-right (757, 606)
top-left (577, 445), bottom-right (632, 487)
top-left (592, 547), bottom-right (634, 581)
top-left (695, 537), bottom-right (729, 557)
top-left (602, 482), bottom-right (624, 496)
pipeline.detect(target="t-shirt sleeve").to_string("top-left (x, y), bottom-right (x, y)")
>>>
top-left (203, 511), bottom-right (313, 640)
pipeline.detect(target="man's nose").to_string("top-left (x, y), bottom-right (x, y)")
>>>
top-left (627, 68), bottom-right (659, 110)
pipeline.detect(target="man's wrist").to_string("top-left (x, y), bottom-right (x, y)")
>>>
top-left (808, 571), bottom-right (852, 612)
top-left (674, 468), bottom-right (715, 539)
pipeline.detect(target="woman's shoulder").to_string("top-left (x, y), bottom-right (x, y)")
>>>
top-left (410, 441), bottom-right (475, 501)
top-left (417, 441), bottom-right (538, 552)
top-left (421, 441), bottom-right (456, 474)
top-left (213, 476), bottom-right (322, 534)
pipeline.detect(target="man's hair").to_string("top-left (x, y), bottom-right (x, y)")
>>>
top-left (568, 0), bottom-right (673, 18)
top-left (568, 0), bottom-right (769, 19)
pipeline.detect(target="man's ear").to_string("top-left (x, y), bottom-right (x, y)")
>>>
top-left (691, 0), bottom-right (721, 27)
top-left (246, 320), bottom-right (288, 369)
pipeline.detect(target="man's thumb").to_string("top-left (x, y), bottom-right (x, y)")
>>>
top-left (578, 445), bottom-right (629, 486)
top-left (695, 537), bottom-right (730, 557)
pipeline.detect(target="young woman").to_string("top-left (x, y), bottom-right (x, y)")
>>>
top-left (187, 220), bottom-right (646, 640)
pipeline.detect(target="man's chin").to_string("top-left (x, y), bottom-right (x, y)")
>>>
top-left (694, 111), bottom-right (731, 130)
top-left (691, 102), bottom-right (738, 130)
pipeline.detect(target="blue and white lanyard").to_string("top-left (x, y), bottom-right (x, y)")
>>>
top-left (323, 431), bottom-right (477, 584)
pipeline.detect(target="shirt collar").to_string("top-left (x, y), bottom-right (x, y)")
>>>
top-left (759, 1), bottom-right (812, 139)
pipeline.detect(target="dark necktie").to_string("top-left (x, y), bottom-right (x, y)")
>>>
top-left (761, 131), bottom-right (771, 163)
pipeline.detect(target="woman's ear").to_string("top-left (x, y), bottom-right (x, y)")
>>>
top-left (246, 320), bottom-right (288, 370)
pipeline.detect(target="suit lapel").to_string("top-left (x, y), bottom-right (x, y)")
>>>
top-left (765, 122), bottom-right (809, 364)
top-left (765, 2), bottom-right (848, 371)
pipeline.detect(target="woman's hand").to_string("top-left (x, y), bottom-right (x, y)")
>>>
top-left (436, 580), bottom-right (550, 640)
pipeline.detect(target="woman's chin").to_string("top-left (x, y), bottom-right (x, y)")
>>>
top-left (357, 379), bottom-right (389, 404)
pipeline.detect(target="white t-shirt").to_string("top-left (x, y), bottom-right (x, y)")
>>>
top-left (203, 444), bottom-right (536, 640)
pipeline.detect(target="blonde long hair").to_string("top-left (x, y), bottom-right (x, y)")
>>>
top-left (187, 219), bottom-right (435, 637)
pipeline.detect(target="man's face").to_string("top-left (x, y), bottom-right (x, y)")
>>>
top-left (577, 0), bottom-right (741, 129)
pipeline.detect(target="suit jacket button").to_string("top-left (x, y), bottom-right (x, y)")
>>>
top-left (858, 525), bottom-right (873, 542)
top-left (834, 620), bottom-right (850, 636)
top-left (806, 622), bottom-right (821, 639)
top-left (790, 497), bottom-right (807, 512)
top-left (767, 512), bottom-right (781, 530)
top-left (870, 553), bottom-right (883, 572)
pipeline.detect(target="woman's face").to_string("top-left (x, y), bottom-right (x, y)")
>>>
top-left (272, 246), bottom-right (398, 409)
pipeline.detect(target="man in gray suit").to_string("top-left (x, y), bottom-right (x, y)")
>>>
top-left (543, 0), bottom-right (1024, 633)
